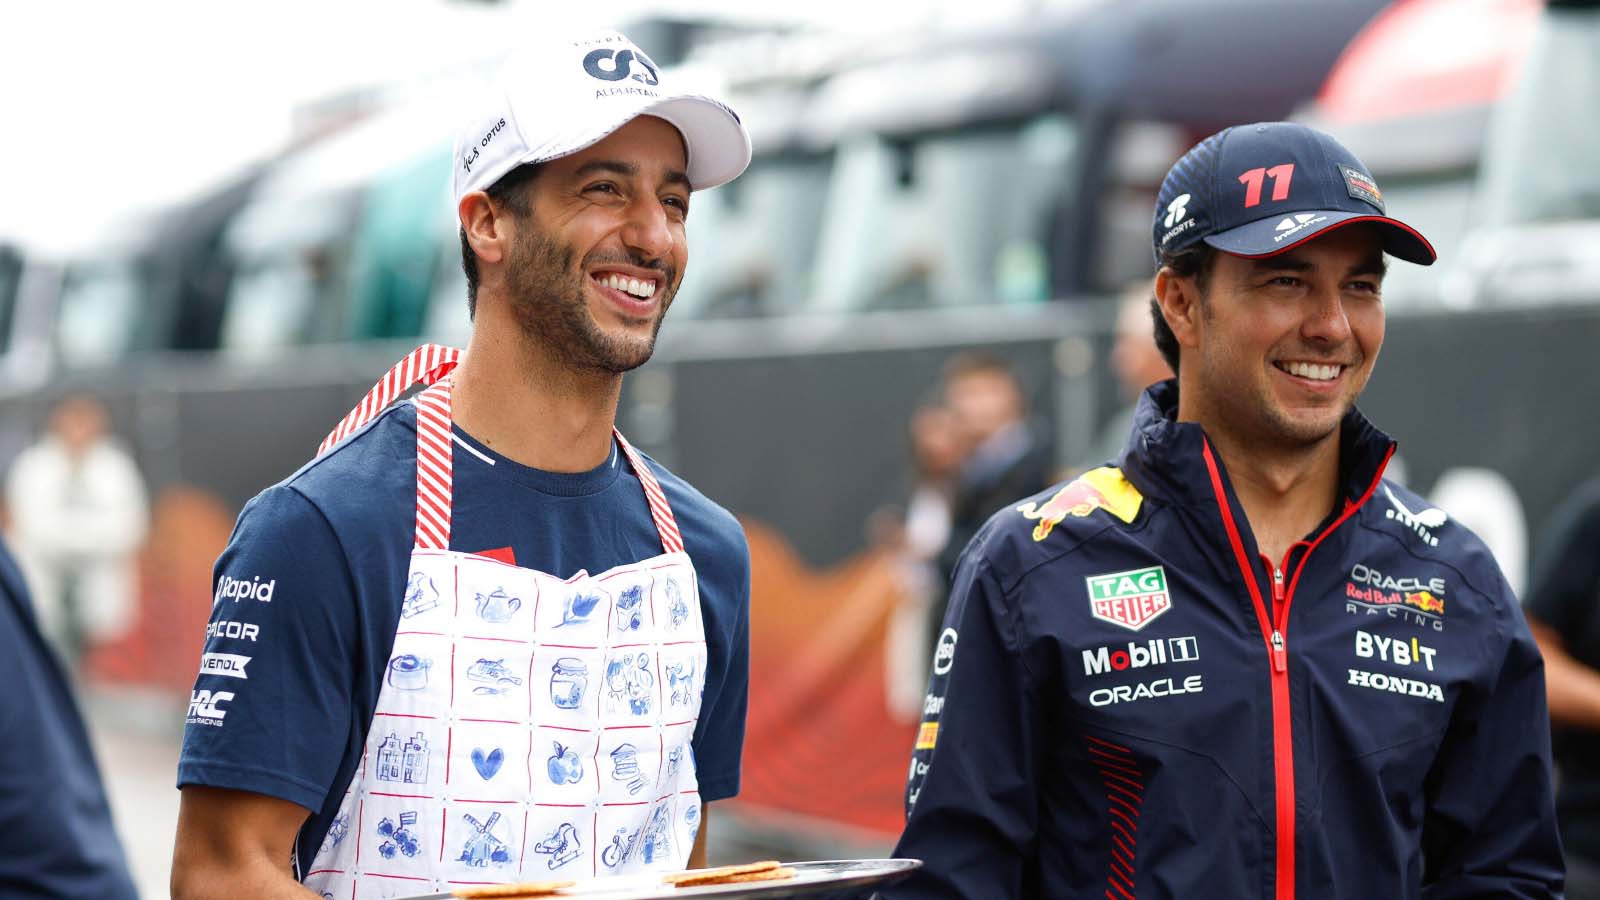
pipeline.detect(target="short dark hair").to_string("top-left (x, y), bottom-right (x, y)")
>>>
top-left (1149, 244), bottom-right (1217, 374)
top-left (459, 163), bottom-right (543, 320)
top-left (942, 349), bottom-right (1020, 387)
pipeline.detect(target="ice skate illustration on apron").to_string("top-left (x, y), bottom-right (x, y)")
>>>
top-left (301, 346), bottom-right (708, 897)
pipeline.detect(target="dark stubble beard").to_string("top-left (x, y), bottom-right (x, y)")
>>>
top-left (505, 219), bottom-right (678, 375)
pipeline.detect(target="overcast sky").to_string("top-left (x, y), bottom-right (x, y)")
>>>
top-left (0, 0), bottom-right (1047, 254)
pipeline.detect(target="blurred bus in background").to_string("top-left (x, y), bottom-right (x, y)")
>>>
top-left (2, 0), bottom-right (1597, 859)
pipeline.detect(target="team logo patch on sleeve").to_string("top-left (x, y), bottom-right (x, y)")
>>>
top-left (1017, 467), bottom-right (1143, 542)
top-left (932, 628), bottom-right (958, 675)
top-left (1085, 565), bottom-right (1172, 631)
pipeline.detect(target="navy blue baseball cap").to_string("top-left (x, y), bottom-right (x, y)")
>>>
top-left (1153, 122), bottom-right (1435, 265)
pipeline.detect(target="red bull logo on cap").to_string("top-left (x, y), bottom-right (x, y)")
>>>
top-left (1017, 467), bottom-right (1144, 542)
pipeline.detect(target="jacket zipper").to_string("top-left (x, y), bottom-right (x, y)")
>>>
top-left (1263, 557), bottom-right (1294, 900)
top-left (1200, 439), bottom-right (1394, 900)
top-left (1270, 567), bottom-right (1286, 673)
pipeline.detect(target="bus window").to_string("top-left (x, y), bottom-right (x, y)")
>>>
top-left (55, 263), bottom-right (145, 368)
top-left (812, 114), bottom-right (1077, 312)
top-left (670, 150), bottom-right (835, 319)
top-left (1475, 5), bottom-right (1600, 227)
top-left (1449, 1), bottom-right (1600, 308)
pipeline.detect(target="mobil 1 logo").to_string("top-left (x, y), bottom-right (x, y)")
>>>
top-left (1083, 636), bottom-right (1199, 676)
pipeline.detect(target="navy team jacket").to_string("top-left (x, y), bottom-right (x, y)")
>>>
top-left (889, 382), bottom-right (1563, 899)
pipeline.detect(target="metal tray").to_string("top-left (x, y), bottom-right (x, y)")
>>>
top-left (399, 858), bottom-right (920, 899)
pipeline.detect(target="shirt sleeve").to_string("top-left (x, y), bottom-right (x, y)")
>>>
top-left (1420, 583), bottom-right (1565, 899)
top-left (889, 548), bottom-right (1042, 899)
top-left (690, 526), bottom-right (751, 803)
top-left (176, 485), bottom-right (360, 814)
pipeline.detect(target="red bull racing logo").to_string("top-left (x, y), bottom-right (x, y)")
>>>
top-left (1345, 563), bottom-right (1447, 631)
top-left (1017, 467), bottom-right (1144, 542)
top-left (1404, 590), bottom-right (1444, 615)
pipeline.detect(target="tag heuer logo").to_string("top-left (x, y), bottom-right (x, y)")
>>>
top-left (1086, 565), bottom-right (1172, 631)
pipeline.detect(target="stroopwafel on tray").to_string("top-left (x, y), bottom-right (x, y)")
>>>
top-left (663, 861), bottom-right (797, 888)
top-left (451, 879), bottom-right (576, 898)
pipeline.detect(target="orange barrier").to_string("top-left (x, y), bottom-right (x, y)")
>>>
top-left (85, 486), bottom-right (234, 692)
top-left (734, 519), bottom-right (919, 838)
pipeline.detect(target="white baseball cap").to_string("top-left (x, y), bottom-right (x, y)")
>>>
top-left (451, 29), bottom-right (752, 206)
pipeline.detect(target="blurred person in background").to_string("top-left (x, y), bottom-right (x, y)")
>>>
top-left (172, 28), bottom-right (753, 898)
top-left (878, 400), bottom-right (964, 720)
top-left (0, 533), bottom-right (139, 897)
top-left (929, 353), bottom-right (1052, 660)
top-left (3, 392), bottom-right (148, 666)
top-left (1072, 277), bottom-right (1175, 474)
top-left (1526, 477), bottom-right (1600, 899)
top-left (892, 122), bottom-right (1563, 898)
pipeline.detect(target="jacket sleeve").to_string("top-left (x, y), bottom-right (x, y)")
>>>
top-left (888, 545), bottom-right (1042, 899)
top-left (1421, 586), bottom-right (1565, 899)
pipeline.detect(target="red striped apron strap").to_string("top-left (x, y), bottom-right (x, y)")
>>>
top-left (614, 430), bottom-right (685, 555)
top-left (316, 344), bottom-right (461, 456)
top-left (412, 379), bottom-right (455, 551)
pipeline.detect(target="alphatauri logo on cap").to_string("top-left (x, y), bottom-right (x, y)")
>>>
top-left (583, 48), bottom-right (659, 86)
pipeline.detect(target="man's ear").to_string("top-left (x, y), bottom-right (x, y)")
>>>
top-left (1154, 266), bottom-right (1203, 352)
top-left (459, 192), bottom-right (510, 267)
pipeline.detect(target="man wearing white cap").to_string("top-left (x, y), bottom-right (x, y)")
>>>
top-left (173, 29), bottom-right (753, 898)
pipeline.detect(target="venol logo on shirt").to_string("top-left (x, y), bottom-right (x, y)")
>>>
top-left (198, 653), bottom-right (251, 679)
top-left (1085, 565), bottom-right (1172, 631)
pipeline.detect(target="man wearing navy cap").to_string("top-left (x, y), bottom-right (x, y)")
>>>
top-left (890, 122), bottom-right (1564, 898)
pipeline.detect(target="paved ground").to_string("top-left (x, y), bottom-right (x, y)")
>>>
top-left (84, 686), bottom-right (185, 899)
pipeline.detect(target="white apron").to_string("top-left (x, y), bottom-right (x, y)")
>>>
top-left (300, 346), bottom-right (708, 898)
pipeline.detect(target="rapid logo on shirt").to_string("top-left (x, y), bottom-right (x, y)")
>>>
top-left (214, 573), bottom-right (276, 604)
top-left (187, 689), bottom-right (234, 726)
top-left (1017, 467), bottom-right (1143, 542)
top-left (1085, 565), bottom-right (1172, 631)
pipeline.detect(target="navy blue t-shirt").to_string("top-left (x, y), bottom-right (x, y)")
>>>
top-left (0, 539), bottom-right (138, 898)
top-left (177, 402), bottom-right (750, 872)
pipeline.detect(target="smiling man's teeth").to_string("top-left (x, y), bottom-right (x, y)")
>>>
top-left (600, 274), bottom-right (655, 299)
top-left (1283, 361), bottom-right (1341, 381)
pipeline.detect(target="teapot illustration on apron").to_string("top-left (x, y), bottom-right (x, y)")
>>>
top-left (301, 346), bottom-right (708, 897)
